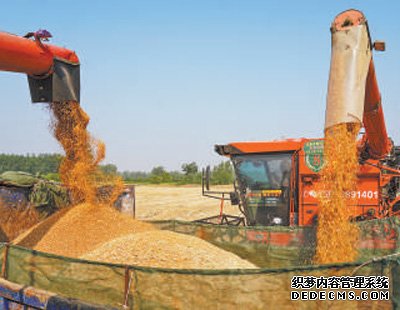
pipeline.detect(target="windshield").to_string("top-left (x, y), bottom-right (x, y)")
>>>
top-left (232, 153), bottom-right (293, 226)
top-left (233, 153), bottom-right (292, 190)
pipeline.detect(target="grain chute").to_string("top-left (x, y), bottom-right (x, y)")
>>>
top-left (0, 30), bottom-right (80, 103)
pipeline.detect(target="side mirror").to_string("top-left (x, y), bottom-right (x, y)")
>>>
top-left (230, 192), bottom-right (240, 205)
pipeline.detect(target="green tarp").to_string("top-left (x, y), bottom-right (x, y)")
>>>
top-left (1, 216), bottom-right (399, 309)
top-left (0, 171), bottom-right (69, 217)
top-left (152, 216), bottom-right (400, 268)
top-left (0, 171), bottom-right (38, 187)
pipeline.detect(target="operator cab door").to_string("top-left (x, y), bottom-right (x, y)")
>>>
top-left (233, 153), bottom-right (292, 226)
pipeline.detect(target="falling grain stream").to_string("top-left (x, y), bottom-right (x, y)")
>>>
top-left (315, 123), bottom-right (360, 264)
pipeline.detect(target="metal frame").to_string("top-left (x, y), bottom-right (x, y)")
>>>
top-left (200, 167), bottom-right (247, 226)
top-left (201, 167), bottom-right (233, 201)
top-left (193, 214), bottom-right (245, 226)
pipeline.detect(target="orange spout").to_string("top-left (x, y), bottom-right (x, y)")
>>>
top-left (0, 31), bottom-right (80, 103)
top-left (362, 60), bottom-right (392, 159)
top-left (0, 31), bottom-right (79, 76)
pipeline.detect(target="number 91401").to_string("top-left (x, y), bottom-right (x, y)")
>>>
top-left (344, 190), bottom-right (378, 199)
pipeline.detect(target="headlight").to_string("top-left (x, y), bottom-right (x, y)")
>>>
top-left (272, 217), bottom-right (282, 225)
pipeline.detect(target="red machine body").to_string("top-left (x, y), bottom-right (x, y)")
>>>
top-left (0, 30), bottom-right (80, 103)
top-left (0, 31), bottom-right (79, 75)
top-left (216, 137), bottom-right (399, 227)
top-left (212, 10), bottom-right (400, 227)
top-left (361, 61), bottom-right (392, 159)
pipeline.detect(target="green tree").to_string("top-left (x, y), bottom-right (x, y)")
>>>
top-left (100, 164), bottom-right (118, 175)
top-left (151, 166), bottom-right (166, 176)
top-left (121, 170), bottom-right (149, 183)
top-left (181, 162), bottom-right (198, 175)
top-left (211, 161), bottom-right (234, 185)
top-left (170, 171), bottom-right (184, 183)
top-left (0, 153), bottom-right (63, 175)
top-left (149, 166), bottom-right (172, 184)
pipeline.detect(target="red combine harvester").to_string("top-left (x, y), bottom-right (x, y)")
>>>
top-left (203, 9), bottom-right (400, 227)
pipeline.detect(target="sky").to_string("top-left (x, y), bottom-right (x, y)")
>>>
top-left (1, 1), bottom-right (400, 172)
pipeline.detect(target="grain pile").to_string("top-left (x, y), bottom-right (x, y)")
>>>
top-left (15, 204), bottom-right (257, 269)
top-left (315, 123), bottom-right (360, 264)
top-left (14, 101), bottom-right (256, 270)
top-left (15, 203), bottom-right (155, 257)
top-left (82, 230), bottom-right (256, 269)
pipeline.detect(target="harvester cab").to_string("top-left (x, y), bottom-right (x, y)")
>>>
top-left (202, 9), bottom-right (400, 227)
top-left (215, 147), bottom-right (294, 227)
top-left (210, 139), bottom-right (312, 227)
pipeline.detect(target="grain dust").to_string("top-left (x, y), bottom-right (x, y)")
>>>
top-left (49, 102), bottom-right (123, 204)
top-left (0, 198), bottom-right (39, 241)
top-left (315, 123), bottom-right (360, 264)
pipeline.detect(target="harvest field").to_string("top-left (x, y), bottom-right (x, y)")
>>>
top-left (1, 4), bottom-right (399, 309)
top-left (134, 184), bottom-right (241, 221)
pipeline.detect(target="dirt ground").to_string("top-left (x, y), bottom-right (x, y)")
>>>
top-left (134, 184), bottom-right (242, 221)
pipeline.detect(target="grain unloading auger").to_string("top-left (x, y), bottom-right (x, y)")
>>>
top-left (325, 9), bottom-right (391, 160)
top-left (0, 30), bottom-right (79, 103)
top-left (202, 9), bottom-right (400, 227)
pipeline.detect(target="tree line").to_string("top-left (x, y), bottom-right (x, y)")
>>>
top-left (0, 154), bottom-right (234, 185)
top-left (120, 161), bottom-right (234, 185)
top-left (0, 154), bottom-right (62, 178)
